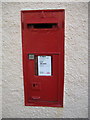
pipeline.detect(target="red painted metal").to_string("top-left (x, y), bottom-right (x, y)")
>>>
top-left (21, 9), bottom-right (65, 107)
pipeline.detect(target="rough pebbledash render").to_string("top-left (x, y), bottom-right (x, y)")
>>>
top-left (2, 2), bottom-right (88, 118)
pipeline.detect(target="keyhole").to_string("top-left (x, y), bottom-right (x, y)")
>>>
top-left (33, 83), bottom-right (38, 87)
top-left (33, 84), bottom-right (36, 87)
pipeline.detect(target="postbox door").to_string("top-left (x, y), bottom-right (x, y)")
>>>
top-left (27, 54), bottom-right (60, 102)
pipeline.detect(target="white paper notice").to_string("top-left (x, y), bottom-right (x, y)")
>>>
top-left (38, 56), bottom-right (51, 76)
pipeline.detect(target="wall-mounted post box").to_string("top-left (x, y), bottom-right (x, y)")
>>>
top-left (21, 9), bottom-right (65, 107)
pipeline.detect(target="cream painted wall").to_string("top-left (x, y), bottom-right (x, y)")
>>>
top-left (0, 1), bottom-right (2, 119)
top-left (2, 2), bottom-right (88, 118)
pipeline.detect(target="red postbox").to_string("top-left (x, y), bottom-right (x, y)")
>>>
top-left (21, 9), bottom-right (65, 107)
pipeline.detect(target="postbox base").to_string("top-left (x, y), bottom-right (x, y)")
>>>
top-left (25, 101), bottom-right (63, 107)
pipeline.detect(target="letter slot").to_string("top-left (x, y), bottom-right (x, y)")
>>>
top-left (27, 23), bottom-right (58, 29)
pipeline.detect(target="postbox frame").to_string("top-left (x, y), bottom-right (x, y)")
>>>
top-left (21, 9), bottom-right (65, 107)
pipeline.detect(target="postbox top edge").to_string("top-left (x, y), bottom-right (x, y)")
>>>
top-left (21, 9), bottom-right (65, 13)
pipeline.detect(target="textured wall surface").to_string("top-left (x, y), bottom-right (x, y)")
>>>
top-left (2, 2), bottom-right (88, 118)
top-left (0, 1), bottom-right (2, 119)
